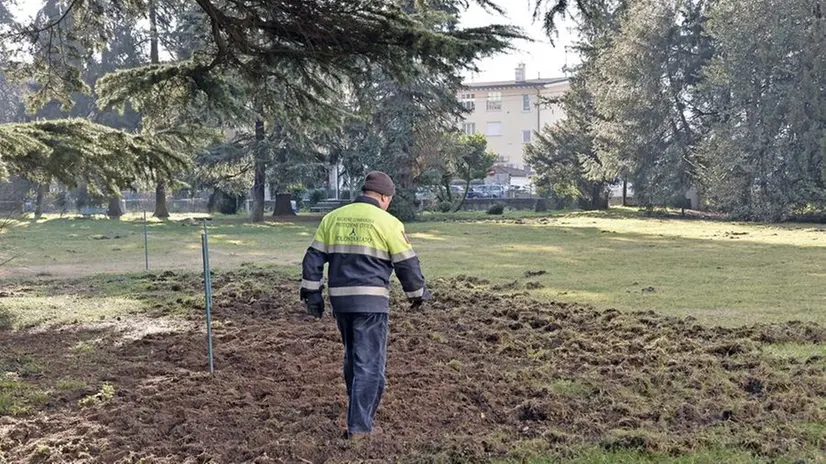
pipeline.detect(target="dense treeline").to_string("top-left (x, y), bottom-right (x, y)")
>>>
top-left (0, 0), bottom-right (523, 221)
top-left (528, 0), bottom-right (826, 221)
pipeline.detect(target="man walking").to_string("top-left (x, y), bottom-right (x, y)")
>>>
top-left (300, 171), bottom-right (431, 438)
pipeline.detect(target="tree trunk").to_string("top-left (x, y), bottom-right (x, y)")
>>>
top-left (207, 189), bottom-right (218, 214)
top-left (451, 176), bottom-right (472, 213)
top-left (273, 193), bottom-right (296, 216)
top-left (76, 185), bottom-right (90, 212)
top-left (107, 197), bottom-right (124, 218)
top-left (386, 102), bottom-right (418, 221)
top-left (622, 179), bottom-right (628, 206)
top-left (149, 0), bottom-right (170, 219)
top-left (154, 183), bottom-right (169, 218)
top-left (149, 0), bottom-right (159, 64)
top-left (251, 118), bottom-right (266, 223)
top-left (588, 184), bottom-right (608, 210)
top-left (34, 183), bottom-right (46, 219)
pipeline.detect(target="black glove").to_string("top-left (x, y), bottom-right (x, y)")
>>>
top-left (300, 288), bottom-right (325, 318)
top-left (409, 287), bottom-right (433, 310)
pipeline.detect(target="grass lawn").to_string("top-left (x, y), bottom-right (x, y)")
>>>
top-left (1, 209), bottom-right (824, 463)
top-left (1, 208), bottom-right (826, 326)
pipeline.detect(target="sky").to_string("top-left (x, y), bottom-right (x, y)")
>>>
top-left (459, 3), bottom-right (580, 83)
top-left (11, 1), bottom-right (579, 83)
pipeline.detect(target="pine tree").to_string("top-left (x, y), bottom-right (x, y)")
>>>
top-left (0, 118), bottom-right (187, 196)
top-left (5, 0), bottom-right (519, 118)
top-left (4, 0), bottom-right (519, 221)
top-left (700, 0), bottom-right (826, 220)
top-left (525, 69), bottom-right (612, 209)
top-left (591, 0), bottom-right (713, 209)
top-left (0, 0), bottom-right (151, 216)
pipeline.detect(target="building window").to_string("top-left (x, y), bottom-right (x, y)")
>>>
top-left (486, 121), bottom-right (502, 136)
top-left (522, 130), bottom-right (532, 143)
top-left (522, 94), bottom-right (531, 112)
top-left (462, 122), bottom-right (476, 134)
top-left (486, 92), bottom-right (502, 112)
top-left (460, 93), bottom-right (475, 111)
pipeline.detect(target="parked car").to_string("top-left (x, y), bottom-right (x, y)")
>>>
top-left (478, 184), bottom-right (505, 198)
top-left (466, 188), bottom-right (485, 199)
top-left (415, 187), bottom-right (435, 201)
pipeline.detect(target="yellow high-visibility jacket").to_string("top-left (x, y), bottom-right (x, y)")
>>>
top-left (301, 196), bottom-right (426, 313)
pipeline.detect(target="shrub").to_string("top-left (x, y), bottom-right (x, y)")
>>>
top-left (309, 189), bottom-right (326, 206)
top-left (534, 198), bottom-right (549, 212)
top-left (55, 192), bottom-right (70, 216)
top-left (487, 203), bottom-right (505, 215)
top-left (388, 189), bottom-right (418, 222)
top-left (435, 201), bottom-right (453, 213)
top-left (217, 191), bottom-right (243, 215)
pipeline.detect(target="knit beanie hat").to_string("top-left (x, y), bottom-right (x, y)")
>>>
top-left (361, 171), bottom-right (396, 197)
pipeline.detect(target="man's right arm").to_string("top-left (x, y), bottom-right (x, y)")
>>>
top-left (301, 219), bottom-right (328, 294)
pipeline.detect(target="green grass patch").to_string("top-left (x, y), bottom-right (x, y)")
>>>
top-left (763, 343), bottom-right (826, 363)
top-left (492, 446), bottom-right (775, 464)
top-left (548, 379), bottom-right (594, 398)
top-left (0, 352), bottom-right (45, 378)
top-left (507, 438), bottom-right (551, 462)
top-left (429, 332), bottom-right (448, 343)
top-left (78, 382), bottom-right (115, 407)
top-left (3, 210), bottom-right (826, 325)
top-left (0, 307), bottom-right (13, 330)
top-left (0, 294), bottom-right (143, 330)
top-left (557, 447), bottom-right (769, 464)
top-left (786, 421), bottom-right (826, 449)
top-left (0, 270), bottom-right (209, 330)
top-left (67, 340), bottom-right (116, 371)
top-left (31, 444), bottom-right (54, 459)
top-left (55, 378), bottom-right (88, 391)
top-left (0, 376), bottom-right (48, 416)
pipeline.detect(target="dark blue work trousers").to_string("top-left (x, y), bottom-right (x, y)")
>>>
top-left (334, 312), bottom-right (388, 435)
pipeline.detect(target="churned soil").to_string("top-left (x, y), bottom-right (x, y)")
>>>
top-left (1, 270), bottom-right (824, 463)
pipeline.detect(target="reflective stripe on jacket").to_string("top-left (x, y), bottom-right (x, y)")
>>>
top-left (301, 196), bottom-right (426, 313)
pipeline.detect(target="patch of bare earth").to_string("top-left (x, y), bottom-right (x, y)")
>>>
top-left (0, 271), bottom-right (824, 463)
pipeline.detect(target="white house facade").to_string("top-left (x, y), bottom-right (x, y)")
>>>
top-left (458, 64), bottom-right (569, 171)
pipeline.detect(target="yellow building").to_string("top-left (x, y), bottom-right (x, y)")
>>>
top-left (458, 64), bottom-right (569, 171)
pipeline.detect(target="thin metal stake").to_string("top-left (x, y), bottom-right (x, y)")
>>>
top-left (201, 221), bottom-right (215, 374)
top-left (143, 210), bottom-right (149, 271)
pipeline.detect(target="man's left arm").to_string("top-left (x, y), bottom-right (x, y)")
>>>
top-left (387, 223), bottom-right (431, 305)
